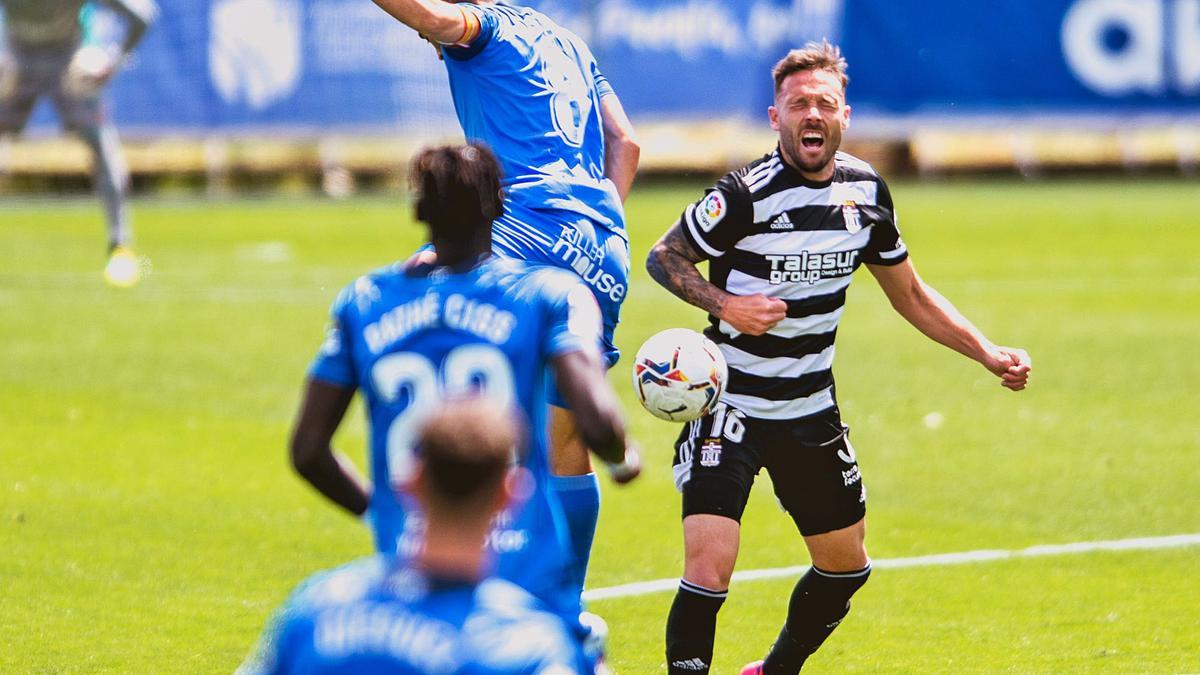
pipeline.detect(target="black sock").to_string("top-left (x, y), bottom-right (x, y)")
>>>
top-left (666, 579), bottom-right (728, 674)
top-left (762, 564), bottom-right (871, 674)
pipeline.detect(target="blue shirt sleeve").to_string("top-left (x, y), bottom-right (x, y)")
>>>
top-left (443, 4), bottom-right (500, 61)
top-left (594, 68), bottom-right (615, 100)
top-left (261, 617), bottom-right (303, 675)
top-left (308, 287), bottom-right (357, 388)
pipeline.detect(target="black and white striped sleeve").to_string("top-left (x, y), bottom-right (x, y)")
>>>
top-left (861, 178), bottom-right (909, 266)
top-left (678, 174), bottom-right (754, 260)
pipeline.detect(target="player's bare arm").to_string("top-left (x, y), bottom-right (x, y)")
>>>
top-left (647, 223), bottom-right (787, 336)
top-left (550, 350), bottom-right (640, 484)
top-left (599, 93), bottom-right (640, 202)
top-left (867, 259), bottom-right (1032, 391)
top-left (371, 0), bottom-right (480, 45)
top-left (289, 378), bottom-right (371, 515)
top-left (102, 0), bottom-right (158, 55)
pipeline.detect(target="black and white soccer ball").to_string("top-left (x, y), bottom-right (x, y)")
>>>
top-left (632, 328), bottom-right (727, 422)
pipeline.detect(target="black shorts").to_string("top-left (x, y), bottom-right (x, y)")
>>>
top-left (672, 403), bottom-right (866, 536)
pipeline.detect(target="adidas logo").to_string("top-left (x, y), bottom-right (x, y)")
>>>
top-left (671, 658), bottom-right (709, 670)
top-left (770, 212), bottom-right (794, 230)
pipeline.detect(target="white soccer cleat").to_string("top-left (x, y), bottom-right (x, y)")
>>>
top-left (104, 246), bottom-right (142, 288)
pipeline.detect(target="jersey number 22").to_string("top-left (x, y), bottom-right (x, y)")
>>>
top-left (371, 345), bottom-right (515, 485)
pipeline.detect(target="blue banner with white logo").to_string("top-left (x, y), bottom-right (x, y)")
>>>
top-left (17, 0), bottom-right (1199, 134)
top-left (839, 0), bottom-right (1200, 118)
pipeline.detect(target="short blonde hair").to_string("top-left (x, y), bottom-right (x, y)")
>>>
top-left (417, 396), bottom-right (517, 510)
top-left (772, 40), bottom-right (849, 93)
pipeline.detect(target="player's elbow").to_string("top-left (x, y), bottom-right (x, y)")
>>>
top-left (645, 240), bottom-right (672, 284)
top-left (616, 130), bottom-right (641, 161)
top-left (608, 126), bottom-right (641, 165)
top-left (645, 240), bottom-right (664, 270)
top-left (289, 430), bottom-right (327, 476)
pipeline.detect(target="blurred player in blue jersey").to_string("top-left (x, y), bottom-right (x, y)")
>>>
top-left (0, 0), bottom-right (157, 287)
top-left (243, 397), bottom-right (594, 674)
top-left (369, 0), bottom-right (642, 592)
top-left (288, 144), bottom-right (639, 626)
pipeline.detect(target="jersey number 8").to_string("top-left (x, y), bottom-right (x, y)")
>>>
top-left (543, 44), bottom-right (592, 148)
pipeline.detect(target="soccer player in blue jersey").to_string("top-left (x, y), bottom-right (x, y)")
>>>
top-left (288, 144), bottom-right (638, 626)
top-left (244, 397), bottom-right (593, 674)
top-left (369, 0), bottom-right (641, 593)
top-left (0, 0), bottom-right (157, 286)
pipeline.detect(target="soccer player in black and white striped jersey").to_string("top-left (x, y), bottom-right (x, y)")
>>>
top-left (646, 41), bottom-right (1031, 675)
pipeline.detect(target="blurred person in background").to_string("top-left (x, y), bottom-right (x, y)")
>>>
top-left (243, 397), bottom-right (594, 674)
top-left (647, 41), bottom-right (1032, 674)
top-left (0, 0), bottom-right (157, 287)
top-left (369, 0), bottom-right (641, 599)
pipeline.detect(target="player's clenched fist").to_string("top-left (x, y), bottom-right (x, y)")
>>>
top-left (604, 442), bottom-right (641, 485)
top-left (983, 346), bottom-right (1032, 391)
top-left (719, 294), bottom-right (788, 336)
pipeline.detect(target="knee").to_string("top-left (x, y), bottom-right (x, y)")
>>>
top-left (683, 549), bottom-right (736, 590)
top-left (814, 544), bottom-right (870, 574)
top-left (683, 567), bottom-right (731, 592)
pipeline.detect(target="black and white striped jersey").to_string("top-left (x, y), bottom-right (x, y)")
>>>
top-left (678, 148), bottom-right (909, 420)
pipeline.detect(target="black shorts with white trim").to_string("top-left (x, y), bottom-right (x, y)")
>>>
top-left (672, 404), bottom-right (866, 536)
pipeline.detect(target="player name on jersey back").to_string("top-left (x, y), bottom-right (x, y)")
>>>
top-left (364, 291), bottom-right (516, 355)
top-left (312, 603), bottom-right (460, 671)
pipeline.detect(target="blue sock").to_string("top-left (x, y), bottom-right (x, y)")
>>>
top-left (551, 473), bottom-right (601, 594)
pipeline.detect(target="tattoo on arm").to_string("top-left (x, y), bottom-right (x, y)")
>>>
top-left (646, 223), bottom-right (729, 317)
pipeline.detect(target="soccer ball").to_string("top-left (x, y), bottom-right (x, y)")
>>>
top-left (632, 328), bottom-right (727, 422)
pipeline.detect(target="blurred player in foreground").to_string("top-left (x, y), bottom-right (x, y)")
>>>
top-left (244, 397), bottom-right (593, 674)
top-left (369, 0), bottom-right (641, 593)
top-left (0, 0), bottom-right (157, 287)
top-left (646, 42), bottom-right (1032, 674)
top-left (289, 143), bottom-right (638, 630)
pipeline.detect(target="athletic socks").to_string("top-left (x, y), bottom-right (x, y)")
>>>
top-left (550, 473), bottom-right (601, 594)
top-left (666, 579), bottom-right (727, 674)
top-left (762, 564), bottom-right (872, 675)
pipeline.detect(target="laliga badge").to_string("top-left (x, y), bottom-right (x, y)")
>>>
top-left (842, 201), bottom-right (862, 234)
top-left (696, 191), bottom-right (727, 231)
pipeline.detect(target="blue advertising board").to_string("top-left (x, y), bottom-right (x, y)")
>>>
top-left (13, 0), bottom-right (1198, 134)
top-left (840, 0), bottom-right (1200, 117)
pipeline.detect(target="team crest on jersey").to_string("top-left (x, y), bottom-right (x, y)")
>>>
top-left (700, 439), bottom-right (722, 467)
top-left (697, 191), bottom-right (727, 231)
top-left (842, 201), bottom-right (862, 234)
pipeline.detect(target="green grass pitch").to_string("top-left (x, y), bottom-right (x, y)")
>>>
top-left (2, 180), bottom-right (1198, 672)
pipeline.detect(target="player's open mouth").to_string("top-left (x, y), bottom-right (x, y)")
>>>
top-left (801, 131), bottom-right (824, 149)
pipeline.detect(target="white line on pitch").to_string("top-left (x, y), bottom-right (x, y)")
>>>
top-left (582, 532), bottom-right (1200, 603)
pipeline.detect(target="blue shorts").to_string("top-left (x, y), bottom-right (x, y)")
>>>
top-left (491, 201), bottom-right (629, 370)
